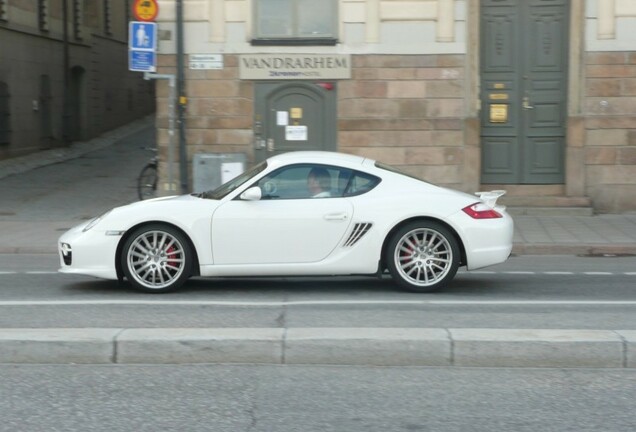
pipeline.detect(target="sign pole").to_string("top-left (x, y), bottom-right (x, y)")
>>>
top-left (144, 73), bottom-right (177, 195)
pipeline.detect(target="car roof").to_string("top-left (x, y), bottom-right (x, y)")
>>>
top-left (267, 151), bottom-right (371, 167)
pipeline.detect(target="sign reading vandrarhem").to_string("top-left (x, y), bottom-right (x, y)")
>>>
top-left (239, 54), bottom-right (351, 80)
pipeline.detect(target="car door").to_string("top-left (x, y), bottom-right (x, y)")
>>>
top-left (211, 164), bottom-right (354, 265)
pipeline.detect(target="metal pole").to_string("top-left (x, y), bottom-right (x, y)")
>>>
top-left (176, 0), bottom-right (188, 193)
top-left (62, 0), bottom-right (71, 144)
top-left (144, 73), bottom-right (177, 195)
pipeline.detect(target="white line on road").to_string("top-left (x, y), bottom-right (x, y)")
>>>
top-left (1, 271), bottom-right (635, 277)
top-left (1, 299), bottom-right (636, 307)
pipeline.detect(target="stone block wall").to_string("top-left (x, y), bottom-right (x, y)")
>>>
top-left (339, 54), bottom-right (467, 190)
top-left (156, 53), bottom-right (471, 193)
top-left (156, 54), bottom-right (254, 187)
top-left (584, 52), bottom-right (636, 212)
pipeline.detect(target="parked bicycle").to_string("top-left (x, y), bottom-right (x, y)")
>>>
top-left (137, 147), bottom-right (158, 200)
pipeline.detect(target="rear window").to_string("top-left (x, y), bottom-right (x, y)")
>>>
top-left (375, 162), bottom-right (435, 185)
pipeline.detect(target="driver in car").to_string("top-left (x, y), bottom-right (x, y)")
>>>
top-left (307, 167), bottom-right (332, 198)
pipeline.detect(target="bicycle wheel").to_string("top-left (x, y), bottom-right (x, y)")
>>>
top-left (137, 163), bottom-right (158, 200)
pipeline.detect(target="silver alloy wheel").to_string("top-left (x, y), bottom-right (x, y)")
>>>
top-left (126, 230), bottom-right (186, 289)
top-left (393, 227), bottom-right (453, 287)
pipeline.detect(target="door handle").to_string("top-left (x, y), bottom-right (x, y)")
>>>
top-left (324, 213), bottom-right (348, 221)
top-left (522, 96), bottom-right (534, 110)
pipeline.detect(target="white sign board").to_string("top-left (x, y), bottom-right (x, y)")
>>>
top-left (240, 54), bottom-right (351, 80)
top-left (286, 126), bottom-right (308, 141)
top-left (189, 54), bottom-right (224, 70)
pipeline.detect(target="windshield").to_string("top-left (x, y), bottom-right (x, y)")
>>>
top-left (198, 161), bottom-right (268, 200)
top-left (375, 161), bottom-right (435, 186)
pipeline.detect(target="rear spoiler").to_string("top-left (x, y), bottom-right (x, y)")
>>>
top-left (475, 190), bottom-right (506, 208)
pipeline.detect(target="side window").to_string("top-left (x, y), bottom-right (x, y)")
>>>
top-left (344, 171), bottom-right (381, 197)
top-left (255, 164), bottom-right (352, 200)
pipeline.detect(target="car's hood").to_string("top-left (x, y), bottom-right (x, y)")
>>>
top-left (99, 194), bottom-right (221, 231)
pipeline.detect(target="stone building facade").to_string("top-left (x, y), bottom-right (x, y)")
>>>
top-left (0, 0), bottom-right (155, 159)
top-left (154, 0), bottom-right (636, 213)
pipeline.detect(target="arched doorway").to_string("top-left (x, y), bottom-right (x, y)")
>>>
top-left (0, 81), bottom-right (9, 146)
top-left (39, 75), bottom-right (53, 148)
top-left (254, 82), bottom-right (337, 163)
top-left (69, 66), bottom-right (86, 141)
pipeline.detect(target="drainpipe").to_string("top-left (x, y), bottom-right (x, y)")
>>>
top-left (176, 0), bottom-right (188, 193)
top-left (62, 0), bottom-right (71, 144)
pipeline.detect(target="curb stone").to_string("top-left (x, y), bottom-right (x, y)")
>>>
top-left (0, 328), bottom-right (634, 368)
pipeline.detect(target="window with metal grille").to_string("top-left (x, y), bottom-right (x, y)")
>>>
top-left (104, 0), bottom-right (112, 36)
top-left (73, 0), bottom-right (83, 39)
top-left (0, 0), bottom-right (8, 22)
top-left (38, 0), bottom-right (49, 31)
top-left (253, 0), bottom-right (337, 45)
top-left (0, 82), bottom-right (10, 146)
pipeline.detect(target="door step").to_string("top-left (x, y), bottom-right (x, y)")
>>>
top-left (480, 186), bottom-right (594, 216)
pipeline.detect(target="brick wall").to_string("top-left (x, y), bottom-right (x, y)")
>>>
top-left (584, 52), bottom-right (636, 212)
top-left (339, 54), bottom-right (466, 190)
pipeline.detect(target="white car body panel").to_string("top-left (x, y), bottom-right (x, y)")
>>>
top-left (212, 198), bottom-right (354, 264)
top-left (58, 151), bottom-right (514, 287)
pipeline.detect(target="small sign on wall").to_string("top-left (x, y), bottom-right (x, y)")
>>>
top-left (286, 126), bottom-right (308, 141)
top-left (489, 104), bottom-right (508, 123)
top-left (189, 54), bottom-right (224, 70)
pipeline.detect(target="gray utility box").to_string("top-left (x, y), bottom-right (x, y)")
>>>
top-left (192, 153), bottom-right (247, 193)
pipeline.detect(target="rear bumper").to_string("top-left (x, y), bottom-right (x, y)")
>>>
top-left (448, 211), bottom-right (514, 270)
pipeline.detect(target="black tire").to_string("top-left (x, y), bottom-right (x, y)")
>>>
top-left (137, 163), bottom-right (157, 200)
top-left (386, 220), bottom-right (460, 292)
top-left (121, 224), bottom-right (193, 293)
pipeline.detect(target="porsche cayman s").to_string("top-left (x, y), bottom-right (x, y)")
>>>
top-left (59, 151), bottom-right (513, 293)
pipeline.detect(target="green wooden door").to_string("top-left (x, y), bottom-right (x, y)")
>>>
top-left (480, 0), bottom-right (569, 184)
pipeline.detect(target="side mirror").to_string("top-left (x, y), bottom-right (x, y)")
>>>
top-left (240, 186), bottom-right (262, 201)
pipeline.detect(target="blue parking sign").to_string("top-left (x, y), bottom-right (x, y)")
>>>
top-left (129, 21), bottom-right (157, 51)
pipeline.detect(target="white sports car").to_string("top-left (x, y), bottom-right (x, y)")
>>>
top-left (59, 151), bottom-right (513, 293)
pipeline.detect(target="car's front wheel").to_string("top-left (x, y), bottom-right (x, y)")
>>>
top-left (121, 224), bottom-right (193, 293)
top-left (386, 221), bottom-right (460, 292)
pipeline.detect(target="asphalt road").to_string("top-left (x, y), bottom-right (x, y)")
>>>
top-left (1, 254), bottom-right (635, 329)
top-left (1, 364), bottom-right (635, 432)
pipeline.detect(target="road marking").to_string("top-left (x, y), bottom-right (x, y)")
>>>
top-left (0, 270), bottom-right (634, 277)
top-left (1, 300), bottom-right (636, 307)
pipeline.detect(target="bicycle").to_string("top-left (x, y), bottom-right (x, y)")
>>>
top-left (137, 147), bottom-right (158, 200)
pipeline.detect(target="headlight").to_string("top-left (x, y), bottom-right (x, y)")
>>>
top-left (82, 210), bottom-right (112, 232)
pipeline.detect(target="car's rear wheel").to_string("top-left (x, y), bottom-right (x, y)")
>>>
top-left (121, 224), bottom-right (193, 293)
top-left (386, 221), bottom-right (459, 292)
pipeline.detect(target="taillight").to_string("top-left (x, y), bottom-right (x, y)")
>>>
top-left (462, 202), bottom-right (503, 219)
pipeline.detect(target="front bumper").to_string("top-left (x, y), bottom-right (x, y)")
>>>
top-left (58, 223), bottom-right (122, 280)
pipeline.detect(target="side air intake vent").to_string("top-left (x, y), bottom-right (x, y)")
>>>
top-left (344, 223), bottom-right (373, 247)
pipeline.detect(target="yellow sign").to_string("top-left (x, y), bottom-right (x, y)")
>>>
top-left (133, 0), bottom-right (159, 22)
top-left (489, 93), bottom-right (509, 100)
top-left (493, 83), bottom-right (506, 89)
top-left (290, 108), bottom-right (303, 119)
top-left (490, 104), bottom-right (508, 123)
